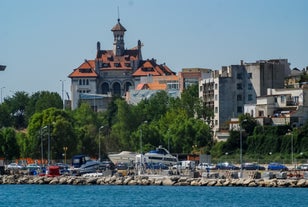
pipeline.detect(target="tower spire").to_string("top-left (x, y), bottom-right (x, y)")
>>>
top-left (117, 6), bottom-right (120, 22)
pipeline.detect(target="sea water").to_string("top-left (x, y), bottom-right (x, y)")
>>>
top-left (0, 185), bottom-right (308, 207)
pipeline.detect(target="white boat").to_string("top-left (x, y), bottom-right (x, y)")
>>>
top-left (108, 151), bottom-right (137, 164)
top-left (142, 146), bottom-right (178, 166)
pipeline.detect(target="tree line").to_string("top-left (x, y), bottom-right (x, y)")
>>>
top-left (1, 85), bottom-right (308, 164)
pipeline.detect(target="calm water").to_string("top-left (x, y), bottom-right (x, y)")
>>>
top-left (0, 185), bottom-right (308, 207)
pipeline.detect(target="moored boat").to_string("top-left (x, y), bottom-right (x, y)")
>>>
top-left (108, 151), bottom-right (137, 165)
top-left (142, 146), bottom-right (178, 166)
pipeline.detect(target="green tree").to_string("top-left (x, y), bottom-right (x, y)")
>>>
top-left (3, 91), bottom-right (30, 129)
top-left (27, 107), bottom-right (76, 161)
top-left (0, 127), bottom-right (20, 160)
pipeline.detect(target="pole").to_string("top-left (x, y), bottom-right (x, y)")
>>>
top-left (48, 125), bottom-right (50, 164)
top-left (0, 87), bottom-right (5, 103)
top-left (40, 128), bottom-right (43, 165)
top-left (240, 124), bottom-right (243, 178)
top-left (291, 132), bottom-right (294, 166)
top-left (60, 80), bottom-right (65, 110)
top-left (63, 147), bottom-right (68, 164)
top-left (140, 128), bottom-right (142, 154)
top-left (99, 126), bottom-right (104, 162)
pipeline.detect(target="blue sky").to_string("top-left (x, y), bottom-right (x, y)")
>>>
top-left (0, 0), bottom-right (307, 98)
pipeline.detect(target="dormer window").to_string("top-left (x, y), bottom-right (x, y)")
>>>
top-left (114, 63), bottom-right (121, 67)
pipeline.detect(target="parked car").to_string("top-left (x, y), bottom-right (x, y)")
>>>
top-left (172, 160), bottom-right (196, 170)
top-left (145, 162), bottom-right (169, 170)
top-left (216, 162), bottom-right (239, 170)
top-left (297, 164), bottom-right (308, 171)
top-left (7, 163), bottom-right (24, 170)
top-left (197, 163), bottom-right (216, 170)
top-left (54, 163), bottom-right (70, 174)
top-left (267, 162), bottom-right (288, 171)
top-left (26, 163), bottom-right (41, 170)
top-left (241, 163), bottom-right (265, 170)
top-left (26, 164), bottom-right (41, 175)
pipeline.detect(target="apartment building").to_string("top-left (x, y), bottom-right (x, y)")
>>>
top-left (199, 59), bottom-right (290, 141)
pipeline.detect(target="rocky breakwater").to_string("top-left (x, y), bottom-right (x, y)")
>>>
top-left (1, 174), bottom-right (308, 187)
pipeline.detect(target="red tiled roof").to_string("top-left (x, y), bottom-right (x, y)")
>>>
top-left (96, 48), bottom-right (139, 71)
top-left (132, 59), bottom-right (176, 77)
top-left (68, 60), bottom-right (98, 78)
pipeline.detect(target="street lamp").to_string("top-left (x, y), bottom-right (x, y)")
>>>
top-left (63, 147), bottom-right (68, 164)
top-left (1, 87), bottom-right (5, 103)
top-left (99, 126), bottom-right (104, 162)
top-left (140, 121), bottom-right (148, 154)
top-left (239, 119), bottom-right (247, 178)
top-left (40, 126), bottom-right (48, 165)
top-left (288, 129), bottom-right (294, 166)
top-left (60, 80), bottom-right (65, 110)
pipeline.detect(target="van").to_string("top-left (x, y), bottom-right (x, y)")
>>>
top-left (173, 160), bottom-right (195, 170)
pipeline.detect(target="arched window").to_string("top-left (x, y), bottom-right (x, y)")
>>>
top-left (124, 82), bottom-right (132, 92)
top-left (113, 82), bottom-right (121, 96)
top-left (102, 82), bottom-right (109, 94)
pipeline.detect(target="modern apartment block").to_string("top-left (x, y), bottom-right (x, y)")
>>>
top-left (199, 59), bottom-right (291, 141)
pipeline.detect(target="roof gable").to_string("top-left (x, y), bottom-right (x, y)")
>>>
top-left (68, 60), bottom-right (98, 78)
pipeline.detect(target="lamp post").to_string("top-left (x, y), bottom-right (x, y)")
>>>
top-left (60, 80), bottom-right (65, 110)
top-left (239, 119), bottom-right (247, 178)
top-left (40, 126), bottom-right (47, 165)
top-left (140, 121), bottom-right (148, 154)
top-left (99, 126), bottom-right (104, 162)
top-left (1, 86), bottom-right (5, 103)
top-left (63, 147), bottom-right (68, 164)
top-left (288, 129), bottom-right (294, 166)
top-left (47, 125), bottom-right (51, 164)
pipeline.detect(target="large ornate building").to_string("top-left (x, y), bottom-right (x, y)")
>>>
top-left (68, 19), bottom-right (175, 110)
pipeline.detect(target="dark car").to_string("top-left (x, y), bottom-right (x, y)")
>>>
top-left (145, 162), bottom-right (169, 170)
top-left (241, 163), bottom-right (265, 170)
top-left (267, 162), bottom-right (288, 171)
top-left (216, 162), bottom-right (240, 170)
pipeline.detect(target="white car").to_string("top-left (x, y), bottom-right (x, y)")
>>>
top-left (7, 163), bottom-right (24, 170)
top-left (197, 163), bottom-right (216, 170)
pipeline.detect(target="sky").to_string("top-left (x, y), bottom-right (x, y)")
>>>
top-left (0, 0), bottom-right (307, 99)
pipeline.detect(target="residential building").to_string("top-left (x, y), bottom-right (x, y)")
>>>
top-left (199, 59), bottom-right (291, 141)
top-left (255, 86), bottom-right (308, 127)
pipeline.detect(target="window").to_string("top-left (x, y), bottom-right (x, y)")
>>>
top-left (237, 95), bottom-right (242, 101)
top-left (248, 83), bottom-right (253, 90)
top-left (78, 79), bottom-right (89, 85)
top-left (248, 73), bottom-right (252, 79)
top-left (248, 94), bottom-right (253, 101)
top-left (237, 73), bottom-right (242, 79)
top-left (215, 107), bottom-right (218, 113)
top-left (215, 94), bottom-right (217, 100)
top-left (237, 83), bottom-right (242, 90)
top-left (215, 120), bottom-right (218, 126)
top-left (237, 106), bottom-right (243, 113)
top-left (281, 96), bottom-right (285, 103)
top-left (215, 83), bottom-right (218, 90)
